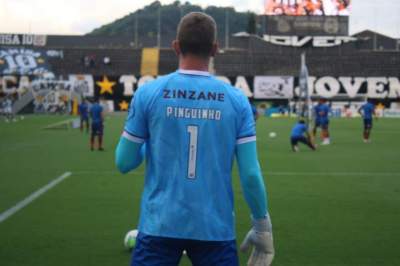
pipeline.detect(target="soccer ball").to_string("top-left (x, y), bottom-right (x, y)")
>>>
top-left (269, 132), bottom-right (277, 138)
top-left (124, 229), bottom-right (138, 250)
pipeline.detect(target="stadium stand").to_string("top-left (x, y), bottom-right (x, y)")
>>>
top-left (1, 30), bottom-right (398, 77)
top-left (0, 30), bottom-right (399, 114)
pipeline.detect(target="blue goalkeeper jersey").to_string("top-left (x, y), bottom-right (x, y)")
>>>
top-left (123, 69), bottom-right (256, 241)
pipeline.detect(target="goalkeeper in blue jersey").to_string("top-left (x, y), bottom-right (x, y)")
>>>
top-left (115, 12), bottom-right (274, 266)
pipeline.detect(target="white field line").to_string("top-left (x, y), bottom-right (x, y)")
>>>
top-left (0, 171), bottom-right (72, 224)
top-left (42, 117), bottom-right (77, 129)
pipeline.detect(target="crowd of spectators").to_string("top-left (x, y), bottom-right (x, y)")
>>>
top-left (265, 0), bottom-right (351, 16)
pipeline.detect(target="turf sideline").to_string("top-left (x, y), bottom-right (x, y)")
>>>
top-left (0, 171), bottom-right (72, 224)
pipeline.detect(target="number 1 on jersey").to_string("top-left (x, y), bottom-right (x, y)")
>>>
top-left (187, 125), bottom-right (198, 179)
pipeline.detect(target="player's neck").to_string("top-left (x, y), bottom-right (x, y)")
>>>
top-left (179, 55), bottom-right (210, 72)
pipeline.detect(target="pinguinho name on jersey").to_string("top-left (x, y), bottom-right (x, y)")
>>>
top-left (166, 106), bottom-right (222, 121)
top-left (163, 89), bottom-right (225, 102)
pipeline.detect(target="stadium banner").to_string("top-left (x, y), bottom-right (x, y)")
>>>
top-left (262, 35), bottom-right (357, 47)
top-left (0, 48), bottom-right (63, 75)
top-left (263, 15), bottom-right (349, 36)
top-left (0, 34), bottom-right (47, 47)
top-left (1, 74), bottom-right (400, 113)
top-left (383, 109), bottom-right (400, 118)
top-left (68, 75), bottom-right (94, 97)
top-left (253, 76), bottom-right (294, 99)
top-left (293, 76), bottom-right (400, 99)
top-left (216, 76), bottom-right (254, 97)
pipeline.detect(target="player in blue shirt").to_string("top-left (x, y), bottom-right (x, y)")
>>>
top-left (358, 99), bottom-right (376, 143)
top-left (313, 98), bottom-right (331, 145)
top-left (78, 99), bottom-right (89, 133)
top-left (89, 98), bottom-right (104, 151)
top-left (291, 119), bottom-right (316, 152)
top-left (115, 12), bottom-right (274, 266)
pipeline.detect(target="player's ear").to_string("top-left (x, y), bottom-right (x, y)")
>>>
top-left (172, 40), bottom-right (181, 56)
top-left (210, 42), bottom-right (218, 57)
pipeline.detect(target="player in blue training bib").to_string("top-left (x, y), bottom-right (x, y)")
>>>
top-left (358, 99), bottom-right (376, 143)
top-left (313, 98), bottom-right (331, 145)
top-left (115, 12), bottom-right (275, 266)
top-left (89, 99), bottom-right (104, 151)
top-left (290, 119), bottom-right (316, 152)
top-left (78, 99), bottom-right (89, 133)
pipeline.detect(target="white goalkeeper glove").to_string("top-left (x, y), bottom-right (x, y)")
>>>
top-left (240, 214), bottom-right (275, 266)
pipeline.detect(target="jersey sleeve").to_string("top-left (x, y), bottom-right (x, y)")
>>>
top-left (236, 97), bottom-right (256, 145)
top-left (123, 87), bottom-right (149, 143)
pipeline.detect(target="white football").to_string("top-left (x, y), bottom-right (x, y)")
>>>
top-left (124, 229), bottom-right (138, 250)
top-left (269, 132), bottom-right (277, 138)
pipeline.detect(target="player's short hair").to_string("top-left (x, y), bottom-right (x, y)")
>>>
top-left (299, 119), bottom-right (305, 124)
top-left (176, 12), bottom-right (217, 58)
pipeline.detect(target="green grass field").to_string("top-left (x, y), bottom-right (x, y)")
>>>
top-left (1, 115), bottom-right (399, 266)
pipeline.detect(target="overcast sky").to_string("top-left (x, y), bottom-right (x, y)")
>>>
top-left (0, 0), bottom-right (399, 38)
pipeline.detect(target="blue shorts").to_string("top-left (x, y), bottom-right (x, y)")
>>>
top-left (291, 136), bottom-right (309, 146)
top-left (364, 118), bottom-right (372, 129)
top-left (131, 232), bottom-right (239, 266)
top-left (91, 122), bottom-right (103, 136)
top-left (315, 120), bottom-right (329, 129)
top-left (80, 116), bottom-right (89, 123)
